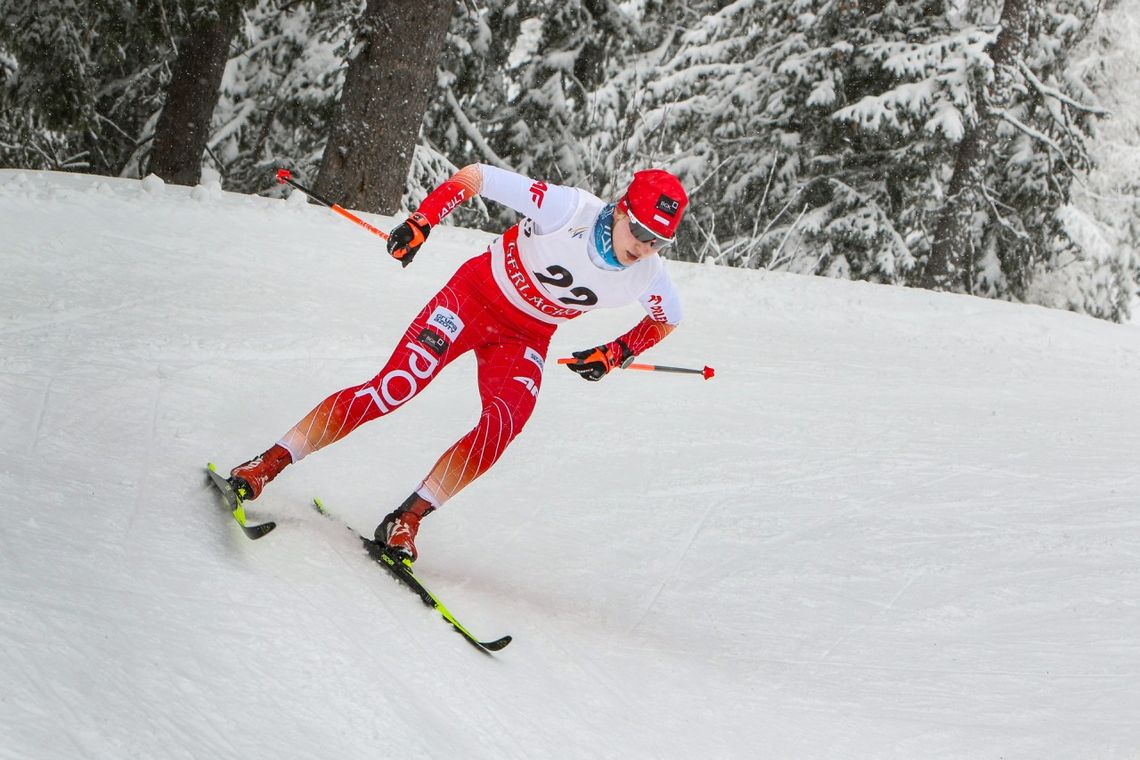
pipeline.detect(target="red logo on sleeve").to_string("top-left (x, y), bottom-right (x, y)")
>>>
top-left (529, 181), bottom-right (548, 208)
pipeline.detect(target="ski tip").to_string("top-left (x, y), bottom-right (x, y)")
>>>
top-left (242, 521), bottom-right (277, 539)
top-left (480, 635), bottom-right (512, 652)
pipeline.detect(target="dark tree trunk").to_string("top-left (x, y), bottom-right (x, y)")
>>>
top-left (922, 0), bottom-right (1033, 291)
top-left (576, 0), bottom-right (619, 88)
top-left (148, 3), bottom-right (241, 186)
top-left (314, 0), bottom-right (455, 215)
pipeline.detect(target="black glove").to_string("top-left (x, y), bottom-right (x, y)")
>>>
top-left (566, 340), bottom-right (634, 382)
top-left (386, 212), bottom-right (432, 267)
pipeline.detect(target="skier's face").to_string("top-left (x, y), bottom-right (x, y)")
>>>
top-left (613, 211), bottom-right (662, 266)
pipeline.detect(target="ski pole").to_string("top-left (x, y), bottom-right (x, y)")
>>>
top-left (276, 168), bottom-right (389, 241)
top-left (557, 358), bottom-right (715, 380)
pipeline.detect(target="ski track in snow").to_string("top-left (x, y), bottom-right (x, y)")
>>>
top-left (1, 169), bottom-right (1139, 759)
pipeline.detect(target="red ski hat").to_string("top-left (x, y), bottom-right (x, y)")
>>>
top-left (619, 169), bottom-right (688, 241)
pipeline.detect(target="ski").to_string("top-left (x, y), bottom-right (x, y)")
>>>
top-left (313, 498), bottom-right (511, 654)
top-left (205, 463), bottom-right (277, 539)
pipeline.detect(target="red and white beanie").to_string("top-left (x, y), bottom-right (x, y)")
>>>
top-left (619, 169), bottom-right (688, 239)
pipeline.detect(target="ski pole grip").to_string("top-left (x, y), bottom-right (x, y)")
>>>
top-left (276, 168), bottom-right (292, 184)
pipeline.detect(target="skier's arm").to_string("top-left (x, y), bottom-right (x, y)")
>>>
top-left (386, 165), bottom-right (483, 266)
top-left (477, 165), bottom-right (577, 233)
top-left (387, 164), bottom-right (577, 265)
top-left (566, 270), bottom-right (682, 382)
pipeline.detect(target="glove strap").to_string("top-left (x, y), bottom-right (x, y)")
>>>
top-left (408, 211), bottom-right (431, 239)
top-left (611, 338), bottom-right (636, 369)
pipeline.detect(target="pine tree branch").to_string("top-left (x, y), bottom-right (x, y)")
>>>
top-left (980, 183), bottom-right (1030, 242)
top-left (768, 204), bottom-right (809, 270)
top-left (95, 112), bottom-right (138, 145)
top-left (688, 153), bottom-right (735, 198)
top-left (443, 87), bottom-right (512, 171)
top-left (206, 100), bottom-right (257, 151)
top-left (997, 109), bottom-right (1073, 165)
top-left (997, 108), bottom-right (1093, 196)
top-left (1016, 59), bottom-right (1110, 116)
top-left (692, 216), bottom-right (724, 264)
top-left (750, 154), bottom-right (780, 241)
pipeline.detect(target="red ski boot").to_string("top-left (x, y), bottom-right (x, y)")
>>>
top-left (229, 444), bottom-right (292, 501)
top-left (375, 493), bottom-right (436, 561)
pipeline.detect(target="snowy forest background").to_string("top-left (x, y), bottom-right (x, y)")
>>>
top-left (1, 0), bottom-right (1137, 321)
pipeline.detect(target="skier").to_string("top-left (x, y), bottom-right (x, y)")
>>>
top-left (227, 163), bottom-right (687, 561)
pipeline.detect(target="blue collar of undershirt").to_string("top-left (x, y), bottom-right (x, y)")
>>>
top-left (592, 204), bottom-right (626, 269)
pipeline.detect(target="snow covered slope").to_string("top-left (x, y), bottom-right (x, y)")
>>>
top-left (2, 170), bottom-right (1138, 759)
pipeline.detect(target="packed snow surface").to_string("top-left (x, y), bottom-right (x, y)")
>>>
top-left (1, 170), bottom-right (1138, 759)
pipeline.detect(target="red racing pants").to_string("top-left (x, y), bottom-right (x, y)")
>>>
top-left (278, 251), bottom-right (556, 507)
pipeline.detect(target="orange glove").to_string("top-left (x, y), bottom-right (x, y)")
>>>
top-left (386, 212), bottom-right (431, 267)
top-left (566, 340), bottom-right (634, 381)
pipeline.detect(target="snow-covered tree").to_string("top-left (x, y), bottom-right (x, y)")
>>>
top-left (921, 0), bottom-right (1107, 308)
top-left (313, 0), bottom-right (454, 214)
top-left (1, 0), bottom-right (1132, 320)
top-left (615, 0), bottom-right (1113, 315)
top-left (417, 0), bottom-right (657, 228)
top-left (207, 0), bottom-right (349, 194)
top-left (0, 0), bottom-right (354, 194)
top-left (1053, 0), bottom-right (1140, 321)
top-left (600, 0), bottom-right (952, 274)
top-left (149, 0), bottom-right (247, 186)
top-left (921, 0), bottom-right (1036, 293)
top-left (0, 0), bottom-right (177, 173)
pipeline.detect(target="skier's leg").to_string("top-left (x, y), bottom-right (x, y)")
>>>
top-left (278, 306), bottom-right (467, 462)
top-left (230, 274), bottom-right (476, 499)
top-left (414, 339), bottom-right (550, 508)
